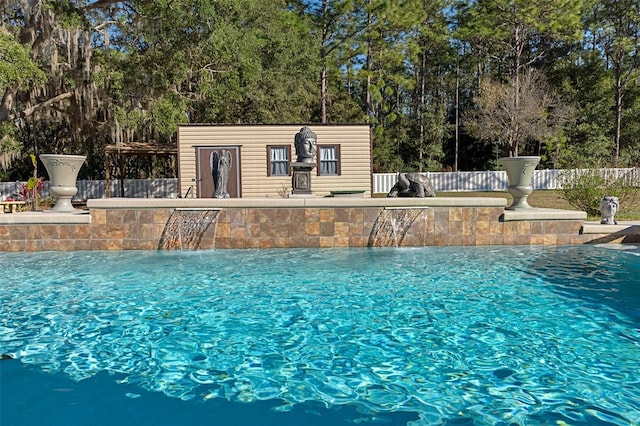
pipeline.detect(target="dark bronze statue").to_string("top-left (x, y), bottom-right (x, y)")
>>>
top-left (294, 126), bottom-right (317, 163)
top-left (388, 172), bottom-right (436, 198)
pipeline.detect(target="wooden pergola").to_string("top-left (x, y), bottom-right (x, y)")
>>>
top-left (105, 141), bottom-right (178, 197)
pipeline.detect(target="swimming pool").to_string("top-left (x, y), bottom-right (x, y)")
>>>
top-left (1, 246), bottom-right (639, 425)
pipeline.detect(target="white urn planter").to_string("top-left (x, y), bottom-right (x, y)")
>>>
top-left (499, 156), bottom-right (540, 210)
top-left (40, 154), bottom-right (86, 213)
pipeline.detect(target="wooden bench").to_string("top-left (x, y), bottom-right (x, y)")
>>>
top-left (1, 200), bottom-right (26, 214)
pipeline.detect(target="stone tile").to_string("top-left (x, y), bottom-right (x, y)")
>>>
top-left (489, 221), bottom-right (504, 235)
top-left (334, 222), bottom-right (350, 237)
top-left (462, 208), bottom-right (476, 222)
top-left (259, 239), bottom-right (275, 249)
top-left (274, 223), bottom-right (290, 238)
top-left (91, 210), bottom-right (107, 225)
top-left (320, 237), bottom-right (335, 248)
top-left (447, 219), bottom-right (463, 235)
top-left (229, 239), bottom-right (246, 249)
top-left (41, 225), bottom-right (59, 240)
top-left (138, 210), bottom-right (155, 224)
top-left (305, 222), bottom-right (320, 237)
top-left (530, 235), bottom-right (546, 244)
top-left (153, 209), bottom-right (171, 224)
top-left (139, 223), bottom-right (156, 240)
top-left (544, 221), bottom-right (557, 234)
top-left (432, 235), bottom-right (447, 246)
top-left (247, 223), bottom-right (262, 238)
top-left (477, 221), bottom-right (490, 236)
top-left (305, 208), bottom-right (320, 221)
top-left (90, 225), bottom-right (107, 239)
top-left (349, 236), bottom-right (366, 247)
top-left (123, 224), bottom-right (140, 240)
top-left (230, 223), bottom-right (247, 239)
top-left (334, 208), bottom-right (350, 223)
top-left (319, 209), bottom-right (334, 222)
top-left (447, 235), bottom-right (464, 246)
top-left (216, 223), bottom-right (231, 238)
top-left (123, 210), bottom-right (138, 224)
top-left (362, 208), bottom-right (380, 223)
top-left (334, 237), bottom-right (350, 247)
top-left (462, 221), bottom-right (476, 236)
top-left (349, 208), bottom-right (364, 224)
top-left (260, 223), bottom-right (276, 238)
top-left (137, 240), bottom-right (158, 250)
top-left (503, 234), bottom-right (518, 245)
top-left (106, 225), bottom-right (124, 240)
top-left (449, 207), bottom-right (463, 222)
top-left (75, 239), bottom-right (91, 251)
top-left (74, 224), bottom-right (90, 239)
top-left (434, 221), bottom-right (449, 236)
top-left (516, 221), bottom-right (531, 235)
top-left (461, 235), bottom-right (477, 246)
top-left (59, 226), bottom-right (76, 240)
top-left (476, 234), bottom-right (490, 245)
top-left (106, 239), bottom-right (123, 250)
top-left (434, 208), bottom-right (449, 223)
top-left (489, 234), bottom-right (504, 245)
top-left (106, 210), bottom-right (124, 224)
top-left (530, 221), bottom-right (544, 234)
top-left (503, 222), bottom-right (518, 235)
top-left (320, 222), bottom-right (335, 237)
top-left (90, 239), bottom-right (109, 250)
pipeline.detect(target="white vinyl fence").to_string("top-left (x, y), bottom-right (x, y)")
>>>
top-left (0, 178), bottom-right (179, 201)
top-left (1, 168), bottom-right (638, 199)
top-left (373, 168), bottom-right (640, 194)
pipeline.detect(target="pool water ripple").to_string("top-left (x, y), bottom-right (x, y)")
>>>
top-left (1, 246), bottom-right (640, 425)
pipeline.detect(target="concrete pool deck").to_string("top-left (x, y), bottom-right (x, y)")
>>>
top-left (0, 196), bottom-right (638, 251)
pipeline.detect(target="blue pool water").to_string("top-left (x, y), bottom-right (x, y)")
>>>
top-left (1, 245), bottom-right (639, 425)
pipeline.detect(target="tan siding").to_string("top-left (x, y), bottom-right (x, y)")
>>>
top-left (178, 125), bottom-right (372, 198)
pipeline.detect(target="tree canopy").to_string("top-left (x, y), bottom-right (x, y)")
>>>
top-left (1, 0), bottom-right (639, 180)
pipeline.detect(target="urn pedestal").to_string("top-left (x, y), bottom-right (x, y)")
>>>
top-left (40, 154), bottom-right (86, 213)
top-left (290, 162), bottom-right (315, 196)
top-left (499, 156), bottom-right (540, 210)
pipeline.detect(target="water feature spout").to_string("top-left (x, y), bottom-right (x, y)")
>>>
top-left (158, 209), bottom-right (220, 250)
top-left (368, 208), bottom-right (425, 247)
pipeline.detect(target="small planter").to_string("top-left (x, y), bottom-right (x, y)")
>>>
top-left (499, 156), bottom-right (540, 210)
top-left (40, 154), bottom-right (86, 213)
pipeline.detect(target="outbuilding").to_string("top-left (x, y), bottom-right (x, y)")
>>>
top-left (177, 124), bottom-right (372, 198)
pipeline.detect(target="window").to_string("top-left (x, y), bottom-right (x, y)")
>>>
top-left (267, 145), bottom-right (290, 176)
top-left (318, 145), bottom-right (340, 176)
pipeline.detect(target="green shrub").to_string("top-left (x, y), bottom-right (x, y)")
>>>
top-left (558, 169), bottom-right (638, 217)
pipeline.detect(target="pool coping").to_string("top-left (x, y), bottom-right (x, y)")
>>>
top-left (85, 196), bottom-right (509, 209)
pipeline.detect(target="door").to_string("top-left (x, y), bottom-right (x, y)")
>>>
top-left (196, 146), bottom-right (241, 198)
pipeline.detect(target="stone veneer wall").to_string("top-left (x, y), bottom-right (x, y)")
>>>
top-left (0, 204), bottom-right (605, 252)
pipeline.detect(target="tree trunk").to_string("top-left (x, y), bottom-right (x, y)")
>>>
top-left (614, 61), bottom-right (623, 163)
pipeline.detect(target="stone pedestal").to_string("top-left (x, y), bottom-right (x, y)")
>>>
top-left (291, 162), bottom-right (315, 195)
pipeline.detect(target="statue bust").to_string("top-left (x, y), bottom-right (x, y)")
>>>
top-left (599, 196), bottom-right (619, 225)
top-left (294, 126), bottom-right (317, 163)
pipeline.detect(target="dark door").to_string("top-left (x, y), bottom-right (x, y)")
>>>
top-left (196, 146), bottom-right (241, 198)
